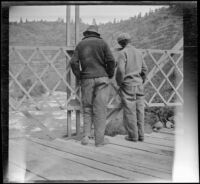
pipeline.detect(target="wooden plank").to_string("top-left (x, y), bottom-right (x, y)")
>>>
top-left (86, 139), bottom-right (174, 167)
top-left (8, 161), bottom-right (46, 181)
top-left (66, 5), bottom-right (71, 46)
top-left (29, 137), bottom-right (173, 177)
top-left (66, 5), bottom-right (72, 137)
top-left (75, 5), bottom-right (80, 44)
top-left (9, 139), bottom-right (125, 181)
top-left (28, 138), bottom-right (171, 181)
top-left (159, 128), bottom-right (175, 135)
top-left (9, 46), bottom-right (75, 50)
top-left (141, 135), bottom-right (174, 148)
top-left (108, 135), bottom-right (174, 156)
top-left (67, 139), bottom-right (174, 171)
top-left (23, 139), bottom-right (164, 181)
top-left (145, 131), bottom-right (175, 141)
top-left (113, 133), bottom-right (174, 149)
top-left (98, 141), bottom-right (173, 165)
top-left (8, 139), bottom-right (48, 181)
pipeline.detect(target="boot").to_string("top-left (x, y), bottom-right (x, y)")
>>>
top-left (95, 137), bottom-right (110, 147)
top-left (125, 135), bottom-right (138, 142)
top-left (81, 136), bottom-right (89, 145)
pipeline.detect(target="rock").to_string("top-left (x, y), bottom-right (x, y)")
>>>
top-left (168, 116), bottom-right (174, 121)
top-left (168, 113), bottom-right (183, 123)
top-left (153, 127), bottom-right (160, 132)
top-left (166, 121), bottom-right (174, 128)
top-left (153, 121), bottom-right (163, 129)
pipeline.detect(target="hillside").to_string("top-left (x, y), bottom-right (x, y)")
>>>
top-left (9, 6), bottom-right (183, 49)
top-left (100, 7), bottom-right (183, 50)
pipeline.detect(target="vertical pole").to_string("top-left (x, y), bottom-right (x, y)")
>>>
top-left (66, 5), bottom-right (71, 137)
top-left (66, 5), bottom-right (70, 46)
top-left (75, 5), bottom-right (81, 136)
top-left (75, 5), bottom-right (80, 44)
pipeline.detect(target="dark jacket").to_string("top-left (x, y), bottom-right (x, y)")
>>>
top-left (116, 44), bottom-right (148, 87)
top-left (70, 34), bottom-right (115, 79)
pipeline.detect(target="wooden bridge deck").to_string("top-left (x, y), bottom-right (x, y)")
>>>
top-left (8, 128), bottom-right (175, 182)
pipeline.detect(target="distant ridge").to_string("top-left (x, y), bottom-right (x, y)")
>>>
top-left (9, 6), bottom-right (182, 50)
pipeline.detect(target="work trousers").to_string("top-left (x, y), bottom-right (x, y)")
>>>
top-left (81, 77), bottom-right (109, 145)
top-left (120, 84), bottom-right (145, 141)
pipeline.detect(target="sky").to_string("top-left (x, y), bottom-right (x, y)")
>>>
top-left (9, 5), bottom-right (167, 24)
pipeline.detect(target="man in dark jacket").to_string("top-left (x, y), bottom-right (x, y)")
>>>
top-left (115, 33), bottom-right (148, 142)
top-left (70, 25), bottom-right (115, 147)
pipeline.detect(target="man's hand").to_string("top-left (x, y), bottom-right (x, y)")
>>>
top-left (142, 76), bottom-right (146, 84)
top-left (110, 82), bottom-right (120, 92)
top-left (140, 72), bottom-right (147, 84)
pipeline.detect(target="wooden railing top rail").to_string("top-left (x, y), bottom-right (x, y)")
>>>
top-left (9, 46), bottom-right (183, 53)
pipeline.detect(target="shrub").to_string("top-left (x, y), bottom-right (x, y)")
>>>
top-left (105, 118), bottom-right (126, 137)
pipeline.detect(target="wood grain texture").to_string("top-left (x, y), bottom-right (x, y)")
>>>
top-left (29, 137), bottom-right (173, 179)
top-left (8, 161), bottom-right (46, 181)
top-left (8, 127), bottom-right (174, 182)
top-left (9, 139), bottom-right (125, 181)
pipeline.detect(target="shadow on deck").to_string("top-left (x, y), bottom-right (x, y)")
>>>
top-left (8, 128), bottom-right (175, 182)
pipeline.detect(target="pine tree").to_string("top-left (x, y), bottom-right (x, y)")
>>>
top-left (138, 12), bottom-right (142, 19)
top-left (92, 18), bottom-right (97, 25)
top-left (20, 17), bottom-right (23, 23)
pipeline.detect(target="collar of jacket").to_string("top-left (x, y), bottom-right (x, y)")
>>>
top-left (121, 43), bottom-right (133, 50)
top-left (82, 34), bottom-right (102, 40)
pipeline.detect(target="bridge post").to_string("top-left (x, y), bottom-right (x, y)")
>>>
top-left (75, 5), bottom-right (81, 136)
top-left (66, 5), bottom-right (72, 137)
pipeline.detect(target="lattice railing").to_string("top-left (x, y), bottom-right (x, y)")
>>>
top-left (9, 46), bottom-right (183, 110)
top-left (9, 46), bottom-right (81, 111)
top-left (108, 49), bottom-right (183, 109)
top-left (142, 49), bottom-right (183, 106)
top-left (9, 46), bottom-right (183, 138)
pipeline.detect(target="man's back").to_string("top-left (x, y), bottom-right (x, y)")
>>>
top-left (117, 44), bottom-right (147, 86)
top-left (73, 35), bottom-right (115, 79)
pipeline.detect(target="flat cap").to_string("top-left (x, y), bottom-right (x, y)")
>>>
top-left (117, 33), bottom-right (131, 42)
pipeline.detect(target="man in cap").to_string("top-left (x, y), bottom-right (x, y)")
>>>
top-left (115, 33), bottom-right (148, 142)
top-left (70, 25), bottom-right (115, 147)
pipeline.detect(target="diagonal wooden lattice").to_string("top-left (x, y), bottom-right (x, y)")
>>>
top-left (107, 49), bottom-right (183, 108)
top-left (9, 46), bottom-right (183, 139)
top-left (9, 46), bottom-right (183, 112)
top-left (9, 46), bottom-right (81, 111)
